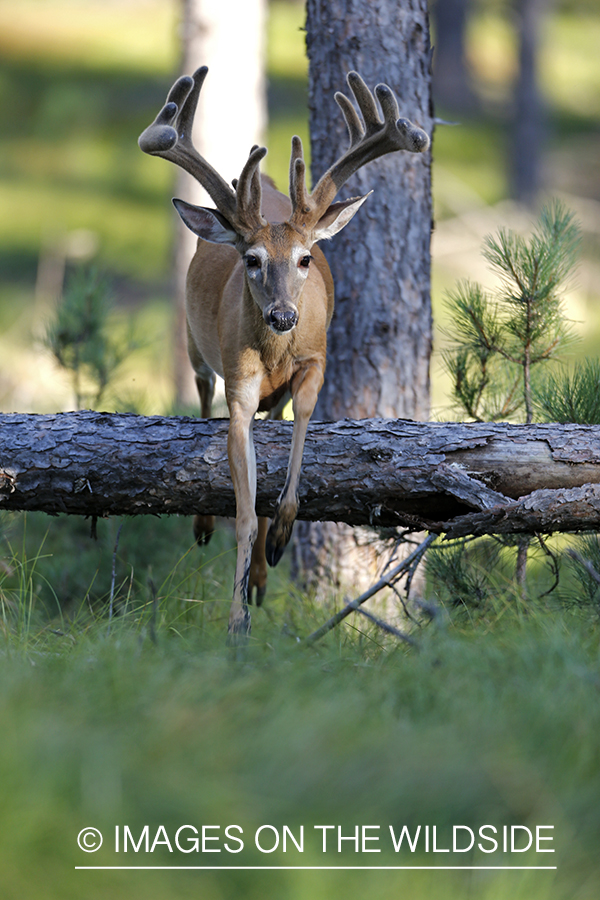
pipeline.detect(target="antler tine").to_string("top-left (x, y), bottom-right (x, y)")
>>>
top-left (345, 71), bottom-right (382, 137)
top-left (289, 136), bottom-right (312, 219)
top-left (250, 150), bottom-right (262, 202)
top-left (234, 145), bottom-right (268, 232)
top-left (173, 65), bottom-right (207, 143)
top-left (334, 92), bottom-right (365, 147)
top-left (373, 83), bottom-right (401, 132)
top-left (138, 67), bottom-right (238, 223)
top-left (138, 74), bottom-right (194, 156)
top-left (303, 70), bottom-right (430, 224)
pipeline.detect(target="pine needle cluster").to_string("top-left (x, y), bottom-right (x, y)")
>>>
top-left (424, 537), bottom-right (505, 613)
top-left (535, 358), bottom-right (600, 424)
top-left (443, 200), bottom-right (580, 423)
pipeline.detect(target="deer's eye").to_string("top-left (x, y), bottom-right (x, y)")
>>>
top-left (299, 255), bottom-right (312, 269)
top-left (245, 255), bottom-right (261, 270)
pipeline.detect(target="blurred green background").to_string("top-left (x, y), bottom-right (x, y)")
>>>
top-left (1, 0), bottom-right (599, 416)
top-left (1, 2), bottom-right (600, 898)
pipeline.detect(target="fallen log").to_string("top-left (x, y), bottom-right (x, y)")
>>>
top-left (1, 410), bottom-right (600, 536)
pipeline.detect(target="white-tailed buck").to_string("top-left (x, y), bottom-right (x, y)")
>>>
top-left (139, 66), bottom-right (429, 636)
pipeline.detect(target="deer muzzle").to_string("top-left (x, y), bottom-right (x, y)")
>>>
top-left (265, 305), bottom-right (298, 334)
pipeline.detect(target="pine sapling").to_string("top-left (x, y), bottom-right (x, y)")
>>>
top-left (437, 200), bottom-right (580, 606)
top-left (443, 199), bottom-right (580, 423)
top-left (44, 267), bottom-right (138, 410)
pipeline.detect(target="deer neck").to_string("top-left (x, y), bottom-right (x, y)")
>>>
top-left (241, 277), bottom-right (298, 369)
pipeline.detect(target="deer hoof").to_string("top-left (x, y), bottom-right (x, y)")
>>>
top-left (265, 536), bottom-right (284, 568)
top-left (227, 607), bottom-right (251, 643)
top-left (248, 560), bottom-right (267, 606)
top-left (193, 514), bottom-right (215, 546)
top-left (266, 523), bottom-right (292, 568)
top-left (251, 584), bottom-right (267, 607)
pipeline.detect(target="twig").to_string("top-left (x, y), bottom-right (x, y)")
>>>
top-left (537, 533), bottom-right (561, 598)
top-left (148, 577), bottom-right (158, 645)
top-left (107, 521), bottom-right (124, 633)
top-left (404, 542), bottom-right (427, 599)
top-left (567, 549), bottom-right (600, 586)
top-left (305, 533), bottom-right (436, 645)
top-left (355, 606), bottom-right (418, 647)
top-left (515, 535), bottom-right (530, 600)
top-left (386, 529), bottom-right (422, 563)
top-left (412, 597), bottom-right (446, 622)
top-left (388, 580), bottom-right (420, 626)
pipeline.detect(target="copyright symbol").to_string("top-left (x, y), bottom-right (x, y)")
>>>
top-left (77, 827), bottom-right (103, 852)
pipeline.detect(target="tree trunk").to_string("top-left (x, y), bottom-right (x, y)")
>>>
top-left (172, 0), bottom-right (267, 406)
top-left (511, 0), bottom-right (547, 205)
top-left (3, 412), bottom-right (600, 537)
top-left (430, 0), bottom-right (476, 113)
top-left (296, 0), bottom-right (433, 594)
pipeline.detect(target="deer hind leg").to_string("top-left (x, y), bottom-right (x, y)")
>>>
top-left (266, 364), bottom-right (323, 568)
top-left (189, 335), bottom-right (216, 546)
top-left (247, 393), bottom-right (289, 606)
top-left (248, 516), bottom-right (268, 607)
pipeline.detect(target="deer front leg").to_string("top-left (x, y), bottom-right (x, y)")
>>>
top-left (227, 394), bottom-right (260, 637)
top-left (192, 362), bottom-right (217, 545)
top-left (190, 337), bottom-right (217, 546)
top-left (248, 393), bottom-right (288, 605)
top-left (265, 363), bottom-right (324, 568)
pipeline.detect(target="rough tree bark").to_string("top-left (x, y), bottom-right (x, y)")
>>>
top-left (295, 0), bottom-right (433, 593)
top-left (3, 412), bottom-right (600, 537)
top-left (305, 0), bottom-right (432, 420)
top-left (172, 0), bottom-right (267, 405)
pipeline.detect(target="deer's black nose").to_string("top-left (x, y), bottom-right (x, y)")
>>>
top-left (267, 307), bottom-right (298, 333)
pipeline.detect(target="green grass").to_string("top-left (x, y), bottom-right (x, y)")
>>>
top-left (0, 512), bottom-right (599, 898)
top-left (0, 529), bottom-right (599, 899)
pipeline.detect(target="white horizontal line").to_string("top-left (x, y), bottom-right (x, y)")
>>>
top-left (75, 866), bottom-right (558, 871)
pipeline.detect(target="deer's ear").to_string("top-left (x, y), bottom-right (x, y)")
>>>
top-left (311, 192), bottom-right (372, 243)
top-left (172, 198), bottom-right (238, 245)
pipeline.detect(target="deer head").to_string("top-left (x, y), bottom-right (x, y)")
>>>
top-left (139, 67), bottom-right (429, 335)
